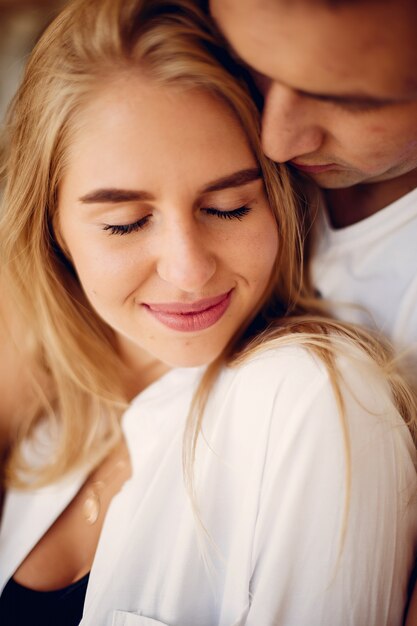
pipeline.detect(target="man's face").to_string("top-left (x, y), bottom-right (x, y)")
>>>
top-left (211, 0), bottom-right (417, 189)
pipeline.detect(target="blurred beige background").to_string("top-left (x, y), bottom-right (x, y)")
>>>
top-left (0, 0), bottom-right (66, 127)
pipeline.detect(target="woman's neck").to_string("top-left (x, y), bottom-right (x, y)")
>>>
top-left (117, 336), bottom-right (171, 400)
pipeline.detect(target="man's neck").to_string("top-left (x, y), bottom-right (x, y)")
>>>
top-left (324, 168), bottom-right (417, 229)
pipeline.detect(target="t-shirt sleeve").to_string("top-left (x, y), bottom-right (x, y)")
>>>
top-left (240, 349), bottom-right (417, 626)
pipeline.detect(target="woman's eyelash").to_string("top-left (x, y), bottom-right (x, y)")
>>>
top-left (103, 205), bottom-right (252, 236)
top-left (103, 216), bottom-right (150, 236)
top-left (203, 206), bottom-right (252, 220)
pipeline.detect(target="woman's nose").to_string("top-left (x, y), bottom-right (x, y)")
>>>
top-left (156, 222), bottom-right (216, 293)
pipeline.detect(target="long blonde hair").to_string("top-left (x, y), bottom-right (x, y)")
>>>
top-left (1, 0), bottom-right (415, 490)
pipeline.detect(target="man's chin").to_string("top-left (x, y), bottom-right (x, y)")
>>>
top-left (301, 168), bottom-right (366, 189)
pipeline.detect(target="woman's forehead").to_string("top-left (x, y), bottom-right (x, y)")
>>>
top-left (61, 77), bottom-right (257, 200)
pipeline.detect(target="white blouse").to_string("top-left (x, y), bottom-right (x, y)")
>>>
top-left (1, 345), bottom-right (416, 626)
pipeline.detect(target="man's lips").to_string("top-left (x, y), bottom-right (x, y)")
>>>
top-left (290, 161), bottom-right (338, 174)
top-left (142, 290), bottom-right (233, 332)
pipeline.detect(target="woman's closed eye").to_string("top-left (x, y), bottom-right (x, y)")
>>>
top-left (102, 205), bottom-right (253, 236)
top-left (102, 215), bottom-right (150, 236)
top-left (202, 205), bottom-right (252, 220)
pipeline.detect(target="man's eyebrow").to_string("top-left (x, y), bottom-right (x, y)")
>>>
top-left (243, 61), bottom-right (401, 106)
top-left (201, 168), bottom-right (262, 193)
top-left (298, 89), bottom-right (397, 106)
top-left (78, 188), bottom-right (155, 203)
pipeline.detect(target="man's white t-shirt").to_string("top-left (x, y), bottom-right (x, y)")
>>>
top-left (311, 187), bottom-right (417, 366)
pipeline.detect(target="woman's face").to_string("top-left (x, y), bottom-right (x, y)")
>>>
top-left (58, 75), bottom-right (278, 370)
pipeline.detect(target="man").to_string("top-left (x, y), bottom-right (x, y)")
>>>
top-left (210, 1), bottom-right (417, 622)
top-left (210, 0), bottom-right (417, 369)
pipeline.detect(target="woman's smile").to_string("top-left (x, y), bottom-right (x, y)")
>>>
top-left (142, 289), bottom-right (234, 332)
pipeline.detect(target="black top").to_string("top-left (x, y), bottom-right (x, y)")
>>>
top-left (0, 572), bottom-right (89, 626)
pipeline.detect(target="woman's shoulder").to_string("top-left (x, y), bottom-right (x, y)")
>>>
top-left (207, 340), bottom-right (416, 499)
top-left (220, 342), bottom-right (345, 408)
top-left (229, 343), bottom-right (328, 386)
top-left (213, 339), bottom-right (406, 445)
top-left (228, 337), bottom-right (391, 396)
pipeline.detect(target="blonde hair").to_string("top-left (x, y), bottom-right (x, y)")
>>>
top-left (1, 0), bottom-right (415, 491)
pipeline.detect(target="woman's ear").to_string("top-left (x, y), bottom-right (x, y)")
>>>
top-left (51, 208), bottom-right (73, 263)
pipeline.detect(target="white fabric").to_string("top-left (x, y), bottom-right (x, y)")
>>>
top-left (311, 187), bottom-right (417, 363)
top-left (312, 189), bottom-right (417, 363)
top-left (1, 345), bottom-right (416, 626)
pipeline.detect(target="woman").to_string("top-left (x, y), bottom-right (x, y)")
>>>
top-left (0, 0), bottom-right (416, 624)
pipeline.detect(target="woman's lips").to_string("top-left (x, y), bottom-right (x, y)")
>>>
top-left (143, 290), bottom-right (233, 332)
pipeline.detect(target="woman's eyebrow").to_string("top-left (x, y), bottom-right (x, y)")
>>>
top-left (78, 189), bottom-right (155, 204)
top-left (78, 168), bottom-right (262, 204)
top-left (201, 167), bottom-right (262, 193)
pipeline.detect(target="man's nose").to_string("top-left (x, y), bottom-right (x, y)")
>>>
top-left (156, 222), bottom-right (216, 293)
top-left (261, 82), bottom-right (324, 164)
